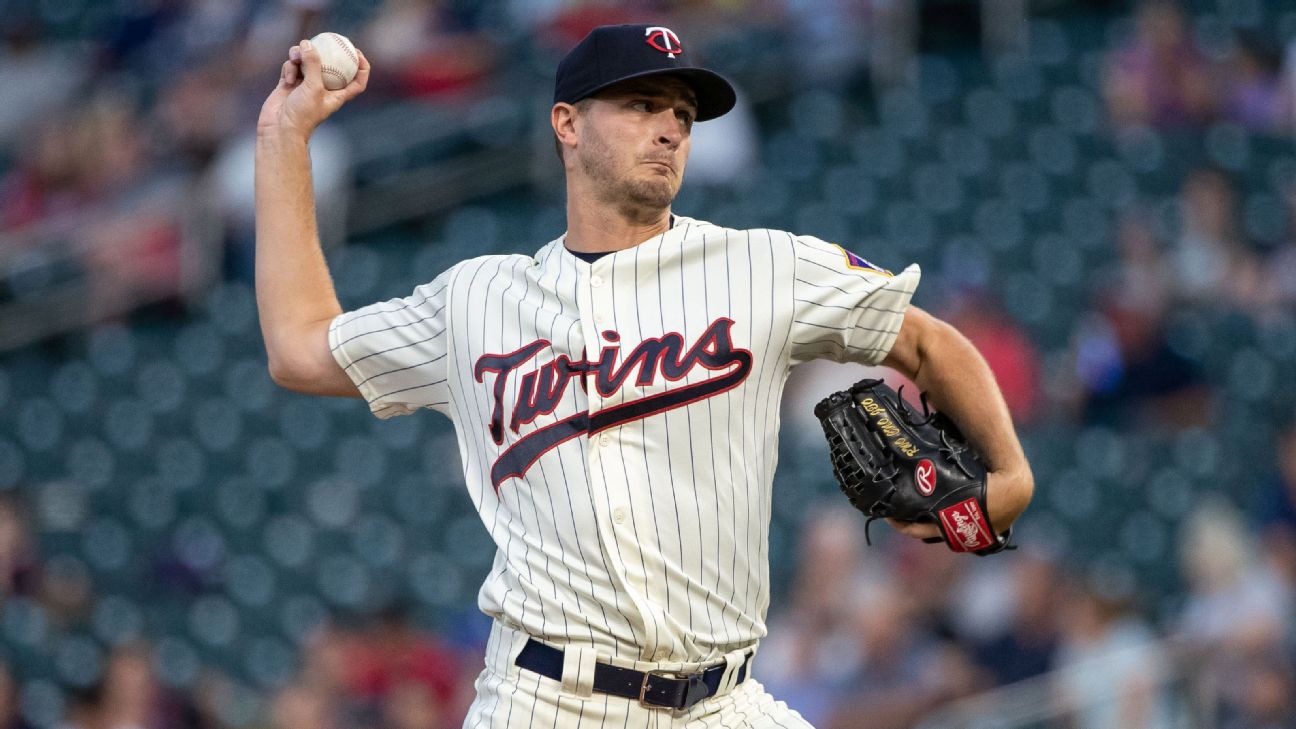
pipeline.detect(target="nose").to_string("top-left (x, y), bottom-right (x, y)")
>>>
top-left (653, 110), bottom-right (683, 148)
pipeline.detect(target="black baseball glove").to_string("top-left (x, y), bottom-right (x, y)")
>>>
top-left (813, 378), bottom-right (1013, 555)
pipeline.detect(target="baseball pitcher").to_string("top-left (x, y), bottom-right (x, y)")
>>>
top-left (254, 23), bottom-right (1035, 728)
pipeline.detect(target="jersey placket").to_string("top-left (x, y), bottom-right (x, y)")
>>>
top-left (575, 259), bottom-right (667, 661)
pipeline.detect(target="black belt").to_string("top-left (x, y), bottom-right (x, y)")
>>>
top-left (514, 638), bottom-right (749, 710)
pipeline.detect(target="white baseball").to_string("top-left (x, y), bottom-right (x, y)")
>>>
top-left (310, 32), bottom-right (360, 90)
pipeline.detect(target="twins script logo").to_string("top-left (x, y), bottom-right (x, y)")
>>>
top-left (645, 26), bottom-right (683, 58)
top-left (474, 317), bottom-right (752, 491)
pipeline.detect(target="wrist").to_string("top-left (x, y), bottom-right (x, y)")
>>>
top-left (256, 123), bottom-right (312, 147)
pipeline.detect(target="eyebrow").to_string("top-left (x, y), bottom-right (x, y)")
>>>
top-left (614, 83), bottom-right (698, 110)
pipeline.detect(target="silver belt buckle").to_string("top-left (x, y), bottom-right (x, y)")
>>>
top-left (639, 669), bottom-right (674, 709)
top-left (639, 669), bottom-right (709, 710)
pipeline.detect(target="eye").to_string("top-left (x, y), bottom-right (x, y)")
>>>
top-left (630, 100), bottom-right (653, 113)
top-left (677, 109), bottom-right (695, 127)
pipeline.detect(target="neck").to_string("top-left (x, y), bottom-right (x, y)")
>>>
top-left (564, 191), bottom-right (672, 254)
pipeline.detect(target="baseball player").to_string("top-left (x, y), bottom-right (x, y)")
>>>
top-left (254, 24), bottom-right (1034, 728)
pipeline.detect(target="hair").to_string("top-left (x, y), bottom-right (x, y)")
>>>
top-left (554, 98), bottom-right (595, 162)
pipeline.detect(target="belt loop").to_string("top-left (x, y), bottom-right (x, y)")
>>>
top-left (561, 646), bottom-right (597, 698)
top-left (716, 651), bottom-right (745, 696)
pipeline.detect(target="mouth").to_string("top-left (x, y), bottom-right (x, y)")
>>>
top-left (642, 159), bottom-right (675, 174)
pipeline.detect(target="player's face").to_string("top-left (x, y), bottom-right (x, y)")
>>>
top-left (576, 77), bottom-right (697, 214)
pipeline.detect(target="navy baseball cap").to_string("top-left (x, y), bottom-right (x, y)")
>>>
top-left (553, 24), bottom-right (737, 122)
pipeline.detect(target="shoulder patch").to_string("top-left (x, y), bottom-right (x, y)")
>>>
top-left (834, 244), bottom-right (893, 277)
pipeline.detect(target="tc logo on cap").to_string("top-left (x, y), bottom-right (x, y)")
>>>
top-left (645, 26), bottom-right (682, 58)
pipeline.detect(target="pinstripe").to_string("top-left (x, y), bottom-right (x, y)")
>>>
top-left (354, 352), bottom-right (447, 387)
top-left (342, 326), bottom-right (447, 367)
top-left (794, 255), bottom-right (885, 279)
top-left (531, 259), bottom-right (576, 647)
top-left (793, 298), bottom-right (906, 314)
top-left (678, 224), bottom-right (720, 647)
top-left (738, 231), bottom-right (759, 633)
top-left (336, 282), bottom-right (446, 321)
top-left (655, 235), bottom-right (693, 638)
top-left (331, 306), bottom-right (447, 348)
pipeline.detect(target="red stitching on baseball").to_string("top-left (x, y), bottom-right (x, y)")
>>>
top-left (325, 33), bottom-right (359, 66)
top-left (322, 65), bottom-right (347, 86)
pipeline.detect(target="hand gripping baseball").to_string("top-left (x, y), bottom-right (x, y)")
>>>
top-left (814, 379), bottom-right (1015, 556)
top-left (257, 37), bottom-right (370, 139)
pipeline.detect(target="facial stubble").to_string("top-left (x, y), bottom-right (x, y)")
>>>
top-left (577, 119), bottom-right (679, 222)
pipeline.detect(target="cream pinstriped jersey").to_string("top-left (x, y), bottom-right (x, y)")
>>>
top-left (329, 216), bottom-right (920, 665)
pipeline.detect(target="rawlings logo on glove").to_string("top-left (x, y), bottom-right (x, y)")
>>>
top-left (813, 378), bottom-right (1013, 556)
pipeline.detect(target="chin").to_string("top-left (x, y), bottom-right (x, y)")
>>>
top-left (622, 178), bottom-right (677, 211)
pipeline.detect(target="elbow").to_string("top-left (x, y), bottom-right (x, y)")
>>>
top-left (266, 353), bottom-right (313, 393)
top-left (999, 463), bottom-right (1036, 528)
top-left (267, 358), bottom-right (299, 391)
top-left (1016, 465), bottom-right (1036, 514)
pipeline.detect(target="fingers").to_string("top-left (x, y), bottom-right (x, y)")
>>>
top-left (886, 517), bottom-right (942, 541)
top-left (337, 49), bottom-right (370, 101)
top-left (297, 38), bottom-right (324, 88)
top-left (280, 59), bottom-right (300, 87)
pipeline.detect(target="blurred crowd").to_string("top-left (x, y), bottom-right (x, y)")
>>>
top-left (6, 462), bottom-right (1296, 728)
top-left (3, 0), bottom-right (1296, 728)
top-left (757, 487), bottom-right (1296, 729)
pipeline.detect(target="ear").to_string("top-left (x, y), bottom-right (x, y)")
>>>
top-left (552, 103), bottom-right (579, 155)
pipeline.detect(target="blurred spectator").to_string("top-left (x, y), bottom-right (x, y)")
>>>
top-left (0, 493), bottom-right (39, 598)
top-left (1219, 651), bottom-right (1296, 729)
top-left (361, 0), bottom-right (499, 98)
top-left (938, 290), bottom-right (1042, 423)
top-left (98, 644), bottom-right (180, 729)
top-left (297, 621), bottom-right (369, 727)
top-left (1251, 423), bottom-right (1296, 587)
top-left (1284, 38), bottom-right (1296, 133)
top-left (969, 554), bottom-right (1064, 686)
top-left (781, 0), bottom-right (870, 88)
top-left (1179, 500), bottom-right (1296, 728)
top-left (0, 13), bottom-right (87, 147)
top-left (1103, 0), bottom-right (1213, 130)
top-left (0, 662), bottom-right (35, 729)
top-left (1261, 179), bottom-right (1296, 308)
top-left (59, 683), bottom-right (106, 729)
top-left (1052, 583), bottom-right (1173, 729)
top-left (382, 682), bottom-right (443, 729)
top-left (348, 605), bottom-right (462, 727)
top-left (1, 120), bottom-right (86, 229)
top-left (270, 682), bottom-right (336, 729)
top-left (1113, 208), bottom-right (1173, 317)
top-left (518, 2), bottom-right (643, 50)
top-left (153, 58), bottom-right (247, 171)
top-left (1172, 168), bottom-right (1266, 310)
top-left (757, 507), bottom-right (866, 726)
top-left (1068, 295), bottom-right (1210, 429)
top-left (826, 576), bottom-right (980, 729)
top-left (1179, 500), bottom-right (1294, 663)
top-left (1221, 32), bottom-right (1287, 134)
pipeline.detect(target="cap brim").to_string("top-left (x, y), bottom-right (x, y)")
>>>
top-left (581, 67), bottom-right (737, 122)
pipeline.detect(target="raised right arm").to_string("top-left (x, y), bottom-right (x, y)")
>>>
top-left (255, 38), bottom-right (369, 397)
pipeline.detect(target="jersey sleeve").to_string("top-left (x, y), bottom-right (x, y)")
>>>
top-left (328, 268), bottom-right (455, 419)
top-left (788, 235), bottom-right (921, 365)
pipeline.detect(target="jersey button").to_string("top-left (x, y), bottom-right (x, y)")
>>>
top-left (599, 434), bottom-right (611, 447)
top-left (613, 508), bottom-right (626, 524)
top-left (590, 275), bottom-right (604, 288)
